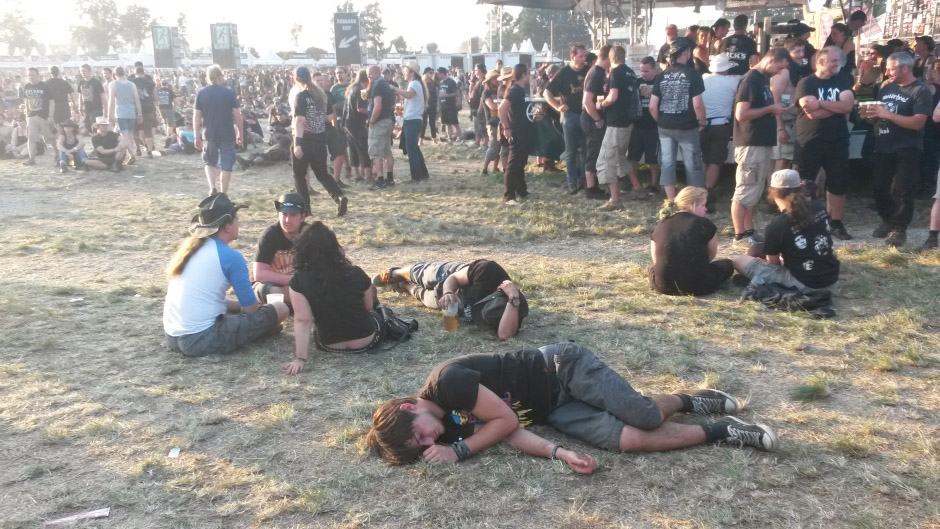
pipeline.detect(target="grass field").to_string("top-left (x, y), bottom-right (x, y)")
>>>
top-left (0, 130), bottom-right (938, 529)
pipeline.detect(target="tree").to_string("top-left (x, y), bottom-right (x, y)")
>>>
top-left (425, 42), bottom-right (439, 54)
top-left (389, 35), bottom-right (407, 53)
top-left (0, 10), bottom-right (37, 55)
top-left (331, 1), bottom-right (357, 43)
top-left (515, 8), bottom-right (590, 55)
top-left (71, 0), bottom-right (121, 55)
top-left (360, 2), bottom-right (385, 59)
top-left (291, 23), bottom-right (303, 49)
top-left (306, 46), bottom-right (329, 60)
top-left (486, 7), bottom-right (520, 52)
top-left (117, 5), bottom-right (153, 49)
top-left (176, 12), bottom-right (189, 53)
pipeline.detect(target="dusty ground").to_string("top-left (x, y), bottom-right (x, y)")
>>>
top-left (0, 126), bottom-right (938, 529)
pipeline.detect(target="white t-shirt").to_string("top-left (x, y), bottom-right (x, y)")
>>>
top-left (402, 80), bottom-right (425, 121)
top-left (702, 73), bottom-right (740, 123)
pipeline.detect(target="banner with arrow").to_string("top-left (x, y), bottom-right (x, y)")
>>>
top-left (334, 13), bottom-right (362, 66)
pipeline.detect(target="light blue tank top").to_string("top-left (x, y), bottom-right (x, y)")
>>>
top-left (113, 79), bottom-right (137, 119)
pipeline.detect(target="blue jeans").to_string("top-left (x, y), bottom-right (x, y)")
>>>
top-left (658, 127), bottom-right (704, 187)
top-left (403, 119), bottom-right (428, 180)
top-left (563, 112), bottom-right (586, 189)
top-left (59, 148), bottom-right (87, 165)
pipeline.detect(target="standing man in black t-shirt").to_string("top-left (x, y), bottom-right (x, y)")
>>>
top-left (788, 22), bottom-right (816, 79)
top-left (367, 65), bottom-right (396, 189)
top-left (731, 48), bottom-right (791, 247)
top-left (499, 65), bottom-right (535, 205)
top-left (366, 342), bottom-right (777, 469)
top-left (657, 24), bottom-right (679, 70)
top-left (545, 44), bottom-right (590, 194)
top-left (596, 45), bottom-right (642, 211)
top-left (650, 37), bottom-right (706, 201)
top-left (132, 66), bottom-right (157, 158)
top-left (46, 66), bottom-right (75, 162)
top-left (437, 67), bottom-right (462, 142)
top-left (251, 191), bottom-right (307, 306)
top-left (78, 64), bottom-right (106, 134)
top-left (795, 47), bottom-right (855, 240)
top-left (720, 15), bottom-right (758, 76)
top-left (581, 44), bottom-right (612, 200)
top-left (628, 56), bottom-right (662, 196)
top-left (22, 67), bottom-right (54, 166)
top-left (863, 52), bottom-right (932, 247)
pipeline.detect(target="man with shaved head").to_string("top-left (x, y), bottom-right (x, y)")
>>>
top-left (367, 65), bottom-right (395, 190)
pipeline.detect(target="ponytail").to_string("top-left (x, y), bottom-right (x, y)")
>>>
top-left (166, 236), bottom-right (208, 279)
top-left (768, 187), bottom-right (815, 230)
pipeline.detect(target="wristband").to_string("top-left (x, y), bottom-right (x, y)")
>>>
top-left (551, 445), bottom-right (563, 461)
top-left (294, 137), bottom-right (302, 146)
top-left (452, 440), bottom-right (470, 461)
top-left (443, 291), bottom-right (454, 296)
top-left (295, 357), bottom-right (306, 362)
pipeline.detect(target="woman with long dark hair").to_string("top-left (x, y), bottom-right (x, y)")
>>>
top-left (421, 69), bottom-right (439, 144)
top-left (392, 60), bottom-right (430, 181)
top-left (286, 222), bottom-right (383, 374)
top-left (291, 66), bottom-right (348, 217)
top-left (497, 64), bottom-right (534, 205)
top-left (344, 69), bottom-right (372, 183)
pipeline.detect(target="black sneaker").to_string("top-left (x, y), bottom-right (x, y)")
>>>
top-left (337, 180), bottom-right (350, 189)
top-left (568, 185), bottom-right (579, 195)
top-left (58, 164), bottom-right (68, 174)
top-left (706, 190), bottom-right (717, 214)
top-left (872, 222), bottom-right (892, 238)
top-left (235, 155), bottom-right (252, 171)
top-left (920, 235), bottom-right (938, 252)
top-left (336, 196), bottom-right (348, 217)
top-left (830, 223), bottom-right (852, 241)
top-left (385, 179), bottom-right (396, 187)
top-left (885, 227), bottom-right (907, 247)
top-left (369, 180), bottom-right (387, 191)
top-left (584, 186), bottom-right (609, 200)
top-left (684, 389), bottom-right (739, 415)
top-left (721, 416), bottom-right (779, 451)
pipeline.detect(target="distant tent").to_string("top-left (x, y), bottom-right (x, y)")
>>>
top-left (541, 43), bottom-right (550, 52)
top-left (520, 39), bottom-right (537, 53)
top-left (256, 49), bottom-right (285, 66)
top-left (388, 44), bottom-right (398, 55)
top-left (510, 43), bottom-right (519, 52)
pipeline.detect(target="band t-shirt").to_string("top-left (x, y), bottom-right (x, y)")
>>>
top-left (636, 77), bottom-right (658, 129)
top-left (24, 81), bottom-right (52, 119)
top-left (507, 84), bottom-right (532, 135)
top-left (763, 201), bottom-right (840, 289)
top-left (418, 349), bottom-right (555, 443)
top-left (874, 80), bottom-right (932, 153)
top-left (92, 131), bottom-right (120, 163)
top-left (606, 64), bottom-right (637, 128)
top-left (546, 64), bottom-right (589, 114)
top-left (439, 78), bottom-right (458, 113)
top-left (195, 85), bottom-right (239, 142)
top-left (650, 212), bottom-right (720, 294)
top-left (289, 265), bottom-right (376, 346)
top-left (156, 86), bottom-right (176, 110)
top-left (254, 223), bottom-right (305, 276)
top-left (345, 85), bottom-right (368, 130)
top-left (78, 77), bottom-right (105, 116)
top-left (294, 89), bottom-right (327, 136)
top-left (652, 63), bottom-right (704, 130)
top-left (46, 77), bottom-right (74, 122)
top-left (794, 73), bottom-right (853, 145)
top-left (368, 77), bottom-right (395, 121)
top-left (720, 34), bottom-right (758, 75)
top-left (583, 64), bottom-right (607, 119)
top-left (132, 76), bottom-right (156, 113)
top-left (733, 69), bottom-right (776, 147)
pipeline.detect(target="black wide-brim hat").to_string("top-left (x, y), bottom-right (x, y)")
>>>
top-left (189, 192), bottom-right (246, 238)
top-left (470, 291), bottom-right (529, 330)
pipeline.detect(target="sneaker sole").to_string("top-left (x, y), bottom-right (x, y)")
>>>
top-left (725, 415), bottom-right (779, 451)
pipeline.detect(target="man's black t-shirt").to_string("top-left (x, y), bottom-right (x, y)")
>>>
top-left (763, 201), bottom-right (840, 289)
top-left (650, 212), bottom-right (719, 294)
top-left (156, 86), bottom-right (176, 109)
top-left (289, 265), bottom-right (376, 345)
top-left (636, 77), bottom-right (657, 129)
top-left (507, 84), bottom-right (533, 135)
top-left (418, 349), bottom-right (555, 443)
top-left (368, 78), bottom-right (395, 121)
top-left (23, 81), bottom-right (52, 119)
top-left (583, 64), bottom-right (607, 118)
top-left (794, 74), bottom-right (853, 145)
top-left (78, 78), bottom-right (104, 116)
top-left (874, 80), bottom-right (932, 153)
top-left (345, 85), bottom-right (368, 130)
top-left (480, 88), bottom-right (495, 120)
top-left (606, 64), bottom-right (637, 128)
top-left (720, 34), bottom-right (758, 75)
top-left (46, 77), bottom-right (73, 122)
top-left (439, 78), bottom-right (458, 112)
top-left (657, 42), bottom-right (671, 65)
top-left (546, 64), bottom-right (589, 114)
top-left (733, 69), bottom-right (776, 147)
top-left (652, 64), bottom-right (704, 130)
top-left (92, 131), bottom-right (120, 163)
top-left (131, 76), bottom-right (156, 113)
top-left (294, 89), bottom-right (327, 136)
top-left (461, 259), bottom-right (511, 308)
top-left (254, 223), bottom-right (304, 276)
top-left (798, 43), bottom-right (817, 78)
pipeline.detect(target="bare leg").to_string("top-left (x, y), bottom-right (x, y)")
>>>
top-left (827, 192), bottom-right (845, 221)
top-left (219, 170), bottom-right (232, 193)
top-left (333, 155), bottom-right (346, 182)
top-left (618, 422), bottom-right (706, 451)
top-left (585, 170), bottom-right (598, 188)
top-left (205, 165), bottom-right (219, 193)
top-left (650, 165), bottom-right (660, 187)
top-left (731, 201), bottom-right (753, 234)
top-left (731, 255), bottom-right (757, 274)
top-left (664, 184), bottom-right (677, 201)
top-left (931, 199), bottom-right (940, 231)
top-left (705, 163), bottom-right (721, 189)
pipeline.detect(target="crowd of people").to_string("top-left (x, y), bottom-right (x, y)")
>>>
top-left (3, 10), bottom-right (939, 474)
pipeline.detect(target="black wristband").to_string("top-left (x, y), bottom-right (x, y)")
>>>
top-left (294, 137), bottom-right (302, 146)
top-left (551, 445), bottom-right (563, 461)
top-left (295, 357), bottom-right (306, 362)
top-left (452, 440), bottom-right (470, 461)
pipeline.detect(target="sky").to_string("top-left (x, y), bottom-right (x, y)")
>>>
top-left (15, 0), bottom-right (520, 53)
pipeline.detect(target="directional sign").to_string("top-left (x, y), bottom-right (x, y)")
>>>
top-left (334, 12), bottom-right (362, 66)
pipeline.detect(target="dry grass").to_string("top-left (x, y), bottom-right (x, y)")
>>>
top-left (0, 125), bottom-right (939, 528)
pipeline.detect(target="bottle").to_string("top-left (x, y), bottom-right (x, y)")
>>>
top-left (443, 303), bottom-right (459, 332)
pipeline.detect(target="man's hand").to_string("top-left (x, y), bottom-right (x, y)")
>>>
top-left (558, 448), bottom-right (597, 475)
top-left (872, 104), bottom-right (892, 120)
top-left (136, 115), bottom-right (143, 124)
top-left (194, 137), bottom-right (203, 150)
top-left (801, 96), bottom-right (820, 112)
top-left (778, 128), bottom-right (789, 143)
top-left (284, 359), bottom-right (304, 376)
top-left (497, 280), bottom-right (520, 299)
top-left (293, 145), bottom-right (304, 159)
top-left (235, 130), bottom-right (243, 147)
top-left (422, 444), bottom-right (459, 463)
top-left (594, 118), bottom-right (604, 129)
top-left (768, 104), bottom-right (788, 116)
top-left (437, 292), bottom-right (458, 310)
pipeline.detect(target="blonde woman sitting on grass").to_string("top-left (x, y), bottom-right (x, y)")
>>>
top-left (649, 186), bottom-right (733, 295)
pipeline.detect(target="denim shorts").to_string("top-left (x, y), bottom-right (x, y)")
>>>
top-left (164, 305), bottom-right (280, 357)
top-left (117, 118), bottom-right (136, 133)
top-left (203, 138), bottom-right (236, 171)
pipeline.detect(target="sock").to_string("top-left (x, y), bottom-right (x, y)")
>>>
top-left (375, 176), bottom-right (385, 183)
top-left (930, 230), bottom-right (939, 238)
top-left (701, 422), bottom-right (730, 443)
top-left (387, 171), bottom-right (393, 182)
top-left (831, 219), bottom-right (844, 228)
top-left (676, 393), bottom-right (694, 413)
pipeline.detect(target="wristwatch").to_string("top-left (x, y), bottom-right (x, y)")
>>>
top-left (508, 297), bottom-right (521, 307)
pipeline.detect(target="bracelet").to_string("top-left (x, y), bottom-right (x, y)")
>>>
top-left (551, 445), bottom-right (563, 461)
top-left (452, 440), bottom-right (470, 461)
top-left (443, 291), bottom-right (454, 296)
top-left (295, 357), bottom-right (306, 362)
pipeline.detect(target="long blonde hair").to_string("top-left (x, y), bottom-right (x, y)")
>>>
top-left (406, 66), bottom-right (428, 112)
top-left (166, 236), bottom-right (208, 279)
top-left (658, 186), bottom-right (708, 219)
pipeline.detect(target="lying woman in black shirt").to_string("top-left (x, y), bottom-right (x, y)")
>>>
top-left (649, 186), bottom-right (733, 295)
top-left (286, 222), bottom-right (382, 374)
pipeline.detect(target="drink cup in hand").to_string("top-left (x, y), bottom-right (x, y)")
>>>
top-left (267, 293), bottom-right (284, 304)
top-left (443, 303), bottom-right (459, 332)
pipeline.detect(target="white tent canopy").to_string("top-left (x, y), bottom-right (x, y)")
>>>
top-left (255, 49), bottom-right (285, 66)
top-left (520, 38), bottom-right (537, 53)
top-left (510, 43), bottom-right (519, 52)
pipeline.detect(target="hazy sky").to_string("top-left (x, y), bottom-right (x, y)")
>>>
top-left (15, 0), bottom-right (520, 53)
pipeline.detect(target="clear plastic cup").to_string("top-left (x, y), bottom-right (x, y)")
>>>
top-left (443, 303), bottom-right (459, 332)
top-left (267, 293), bottom-right (284, 304)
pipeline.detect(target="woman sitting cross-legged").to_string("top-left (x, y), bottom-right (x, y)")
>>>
top-left (649, 186), bottom-right (733, 296)
top-left (286, 222), bottom-right (384, 375)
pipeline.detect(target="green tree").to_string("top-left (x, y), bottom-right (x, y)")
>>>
top-left (291, 23), bottom-right (303, 49)
top-left (176, 12), bottom-right (189, 53)
top-left (0, 10), bottom-right (37, 55)
top-left (389, 35), bottom-right (407, 53)
top-left (360, 2), bottom-right (385, 59)
top-left (71, 0), bottom-right (120, 55)
top-left (117, 5), bottom-right (153, 49)
top-left (515, 8), bottom-right (590, 54)
top-left (331, 1), bottom-right (357, 43)
top-left (425, 42), bottom-right (439, 54)
top-left (306, 46), bottom-right (328, 60)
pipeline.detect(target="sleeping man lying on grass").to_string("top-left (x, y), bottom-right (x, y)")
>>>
top-left (366, 342), bottom-right (777, 473)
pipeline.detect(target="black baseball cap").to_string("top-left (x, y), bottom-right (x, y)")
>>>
top-left (437, 67), bottom-right (448, 74)
top-left (275, 191), bottom-right (306, 214)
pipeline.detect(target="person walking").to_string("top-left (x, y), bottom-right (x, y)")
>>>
top-left (498, 65), bottom-right (534, 205)
top-left (393, 61), bottom-right (430, 182)
top-left (193, 64), bottom-right (242, 194)
top-left (545, 44), bottom-right (590, 194)
top-left (108, 66), bottom-right (142, 167)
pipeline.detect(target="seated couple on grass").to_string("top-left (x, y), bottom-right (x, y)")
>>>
top-left (366, 342), bottom-right (778, 473)
top-left (371, 260), bottom-right (528, 340)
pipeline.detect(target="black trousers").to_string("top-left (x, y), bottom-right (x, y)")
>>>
top-left (504, 132), bottom-right (530, 201)
top-left (291, 137), bottom-right (343, 214)
top-left (872, 147), bottom-right (920, 228)
top-left (422, 107), bottom-right (438, 139)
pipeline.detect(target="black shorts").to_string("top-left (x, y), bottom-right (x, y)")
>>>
top-left (699, 123), bottom-right (732, 165)
top-left (628, 126), bottom-right (659, 163)
top-left (798, 138), bottom-right (849, 195)
top-left (327, 126), bottom-right (347, 161)
top-left (580, 111), bottom-right (605, 173)
top-left (440, 106), bottom-right (459, 125)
